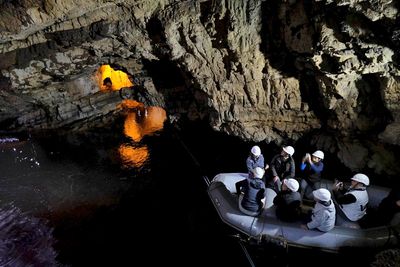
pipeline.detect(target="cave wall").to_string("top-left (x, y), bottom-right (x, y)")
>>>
top-left (0, 0), bottom-right (400, 178)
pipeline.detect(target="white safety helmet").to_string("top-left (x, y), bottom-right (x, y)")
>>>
top-left (283, 178), bottom-right (299, 192)
top-left (351, 173), bottom-right (370, 186)
top-left (313, 188), bottom-right (331, 202)
top-left (251, 145), bottom-right (261, 157)
top-left (312, 150), bottom-right (324, 160)
top-left (282, 146), bottom-right (295, 156)
top-left (252, 167), bottom-right (265, 179)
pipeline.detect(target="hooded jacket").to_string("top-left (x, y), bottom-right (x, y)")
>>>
top-left (307, 200), bottom-right (336, 232)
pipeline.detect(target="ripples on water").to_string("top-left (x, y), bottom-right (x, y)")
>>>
top-left (0, 117), bottom-right (248, 267)
top-left (0, 119), bottom-right (384, 266)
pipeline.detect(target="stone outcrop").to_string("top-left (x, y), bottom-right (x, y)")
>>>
top-left (0, 0), bottom-right (399, 177)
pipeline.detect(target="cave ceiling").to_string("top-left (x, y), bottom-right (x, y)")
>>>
top-left (0, 0), bottom-right (400, 177)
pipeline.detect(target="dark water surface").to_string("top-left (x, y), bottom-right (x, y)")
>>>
top-left (0, 120), bottom-right (384, 266)
top-left (0, 122), bottom-right (251, 266)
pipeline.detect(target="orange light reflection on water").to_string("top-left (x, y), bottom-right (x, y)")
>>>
top-left (118, 145), bottom-right (149, 168)
top-left (118, 100), bottom-right (167, 168)
top-left (95, 63), bottom-right (167, 169)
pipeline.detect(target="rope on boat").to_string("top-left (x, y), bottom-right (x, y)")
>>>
top-left (388, 226), bottom-right (400, 246)
top-left (170, 127), bottom-right (211, 187)
top-left (171, 128), bottom-right (258, 265)
top-left (230, 234), bottom-right (256, 267)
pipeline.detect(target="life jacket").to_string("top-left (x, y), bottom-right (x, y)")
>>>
top-left (340, 188), bottom-right (368, 221)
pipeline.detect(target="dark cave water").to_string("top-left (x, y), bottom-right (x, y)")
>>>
top-left (0, 121), bottom-right (252, 267)
top-left (0, 121), bottom-right (383, 266)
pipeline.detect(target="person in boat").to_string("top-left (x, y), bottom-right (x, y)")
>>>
top-left (265, 146), bottom-right (295, 193)
top-left (299, 150), bottom-right (324, 201)
top-left (246, 145), bottom-right (269, 178)
top-left (376, 186), bottom-right (400, 225)
top-left (273, 178), bottom-right (301, 222)
top-left (235, 167), bottom-right (266, 216)
top-left (332, 173), bottom-right (369, 223)
top-left (301, 188), bottom-right (336, 232)
top-left (360, 185), bottom-right (400, 227)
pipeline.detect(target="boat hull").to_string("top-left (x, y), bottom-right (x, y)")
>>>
top-left (208, 173), bottom-right (400, 252)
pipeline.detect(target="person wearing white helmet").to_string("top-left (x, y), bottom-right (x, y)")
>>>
top-left (376, 186), bottom-right (400, 225)
top-left (301, 188), bottom-right (336, 232)
top-left (273, 178), bottom-right (302, 222)
top-left (265, 146), bottom-right (296, 193)
top-left (332, 173), bottom-right (369, 223)
top-left (246, 145), bottom-right (268, 178)
top-left (360, 184), bottom-right (400, 228)
top-left (235, 167), bottom-right (266, 216)
top-left (299, 150), bottom-right (325, 201)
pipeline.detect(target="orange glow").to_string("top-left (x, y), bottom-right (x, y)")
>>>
top-left (97, 65), bottom-right (133, 91)
top-left (122, 101), bottom-right (167, 142)
top-left (118, 99), bottom-right (143, 109)
top-left (118, 145), bottom-right (149, 168)
top-left (124, 112), bottom-right (142, 142)
top-left (116, 98), bottom-right (166, 169)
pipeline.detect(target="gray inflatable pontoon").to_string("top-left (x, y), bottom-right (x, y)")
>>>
top-left (207, 173), bottom-right (400, 252)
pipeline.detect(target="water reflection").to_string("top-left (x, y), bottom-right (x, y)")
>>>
top-left (0, 138), bottom-right (131, 214)
top-left (94, 64), bottom-right (167, 169)
top-left (118, 100), bottom-right (166, 168)
top-left (123, 105), bottom-right (167, 142)
top-left (118, 145), bottom-right (149, 169)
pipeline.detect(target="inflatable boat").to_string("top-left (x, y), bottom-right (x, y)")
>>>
top-left (207, 173), bottom-right (400, 252)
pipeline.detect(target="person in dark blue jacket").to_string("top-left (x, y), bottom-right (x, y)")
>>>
top-left (246, 145), bottom-right (268, 178)
top-left (299, 150), bottom-right (324, 200)
top-left (236, 167), bottom-right (266, 216)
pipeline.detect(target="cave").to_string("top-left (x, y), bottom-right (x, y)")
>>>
top-left (0, 0), bottom-right (400, 266)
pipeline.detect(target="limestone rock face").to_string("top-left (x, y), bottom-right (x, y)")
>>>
top-left (0, 0), bottom-right (399, 177)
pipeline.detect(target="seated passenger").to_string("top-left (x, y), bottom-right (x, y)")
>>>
top-left (301, 188), bottom-right (336, 232)
top-left (265, 146), bottom-right (295, 193)
top-left (246, 145), bottom-right (268, 178)
top-left (361, 185), bottom-right (400, 227)
top-left (273, 178), bottom-right (301, 222)
top-left (332, 173), bottom-right (369, 224)
top-left (299, 150), bottom-right (324, 200)
top-left (235, 167), bottom-right (266, 216)
top-left (377, 186), bottom-right (400, 225)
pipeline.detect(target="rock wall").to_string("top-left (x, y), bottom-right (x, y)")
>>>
top-left (0, 0), bottom-right (399, 178)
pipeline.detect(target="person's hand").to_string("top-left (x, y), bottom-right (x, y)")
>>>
top-left (264, 164), bottom-right (269, 170)
top-left (332, 181), bottom-right (343, 191)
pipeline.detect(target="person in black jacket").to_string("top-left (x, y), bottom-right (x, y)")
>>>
top-left (265, 146), bottom-right (295, 193)
top-left (236, 167), bottom-right (266, 216)
top-left (360, 185), bottom-right (400, 227)
top-left (273, 178), bottom-right (301, 222)
top-left (376, 187), bottom-right (400, 225)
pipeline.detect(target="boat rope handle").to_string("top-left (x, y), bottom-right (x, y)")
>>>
top-left (169, 127), bottom-right (211, 187)
top-left (389, 226), bottom-right (400, 244)
top-left (237, 238), bottom-right (256, 267)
